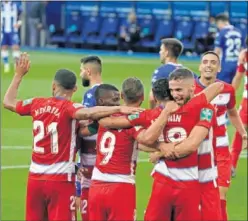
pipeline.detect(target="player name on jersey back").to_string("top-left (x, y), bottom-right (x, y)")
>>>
top-left (16, 97), bottom-right (83, 182)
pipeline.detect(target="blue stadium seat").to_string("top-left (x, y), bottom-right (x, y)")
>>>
top-left (194, 21), bottom-right (209, 39)
top-left (235, 22), bottom-right (248, 40)
top-left (83, 16), bottom-right (101, 45)
top-left (209, 2), bottom-right (228, 17)
top-left (174, 19), bottom-right (195, 50)
top-left (102, 16), bottom-right (119, 46)
top-left (229, 2), bottom-right (247, 21)
top-left (141, 19), bottom-right (174, 48)
top-left (50, 10), bottom-right (81, 44)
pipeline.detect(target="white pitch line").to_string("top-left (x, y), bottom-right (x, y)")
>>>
top-left (1, 165), bottom-right (29, 170)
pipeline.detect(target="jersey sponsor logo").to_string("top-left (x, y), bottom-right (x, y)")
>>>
top-left (128, 113), bottom-right (140, 121)
top-left (22, 98), bottom-right (33, 106)
top-left (73, 103), bottom-right (83, 108)
top-left (200, 108), bottom-right (213, 122)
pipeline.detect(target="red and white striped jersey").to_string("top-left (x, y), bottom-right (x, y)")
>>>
top-left (16, 97), bottom-right (83, 182)
top-left (198, 109), bottom-right (218, 187)
top-left (92, 114), bottom-right (143, 184)
top-left (153, 94), bottom-right (214, 188)
top-left (195, 79), bottom-right (236, 160)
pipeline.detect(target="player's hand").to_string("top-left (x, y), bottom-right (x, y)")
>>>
top-left (77, 167), bottom-right (88, 180)
top-left (13, 23), bottom-right (21, 29)
top-left (79, 120), bottom-right (92, 128)
top-left (15, 52), bottom-right (31, 77)
top-left (163, 101), bottom-right (179, 114)
top-left (75, 196), bottom-right (81, 212)
top-left (149, 151), bottom-right (162, 164)
top-left (119, 106), bottom-right (144, 115)
top-left (159, 143), bottom-right (177, 160)
top-left (242, 133), bottom-right (247, 150)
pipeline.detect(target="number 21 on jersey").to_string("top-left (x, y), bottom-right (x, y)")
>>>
top-left (33, 120), bottom-right (58, 154)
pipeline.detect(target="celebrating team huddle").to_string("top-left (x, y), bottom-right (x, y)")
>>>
top-left (3, 37), bottom-right (247, 221)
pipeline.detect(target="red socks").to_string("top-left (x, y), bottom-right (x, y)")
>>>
top-left (221, 199), bottom-right (228, 221)
top-left (231, 131), bottom-right (243, 168)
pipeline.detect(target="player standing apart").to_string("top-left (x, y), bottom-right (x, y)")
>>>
top-left (76, 56), bottom-right (103, 221)
top-left (231, 38), bottom-right (248, 175)
top-left (214, 13), bottom-right (245, 84)
top-left (1, 0), bottom-right (21, 73)
top-left (149, 38), bottom-right (184, 108)
top-left (195, 51), bottom-right (247, 221)
top-left (3, 53), bottom-right (143, 221)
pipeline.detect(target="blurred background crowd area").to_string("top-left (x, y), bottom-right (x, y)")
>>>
top-left (22, 1), bottom-right (247, 55)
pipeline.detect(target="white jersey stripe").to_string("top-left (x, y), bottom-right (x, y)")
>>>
top-left (153, 161), bottom-right (198, 181)
top-left (92, 167), bottom-right (135, 184)
top-left (30, 161), bottom-right (75, 174)
top-left (216, 135), bottom-right (229, 147)
top-left (68, 119), bottom-right (76, 182)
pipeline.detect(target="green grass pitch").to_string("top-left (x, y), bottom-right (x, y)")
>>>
top-left (1, 51), bottom-right (247, 220)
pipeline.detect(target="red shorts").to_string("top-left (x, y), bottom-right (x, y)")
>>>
top-left (144, 179), bottom-right (201, 221)
top-left (26, 178), bottom-right (76, 221)
top-left (217, 159), bottom-right (232, 187)
top-left (88, 182), bottom-right (136, 221)
top-left (239, 98), bottom-right (248, 125)
top-left (200, 183), bottom-right (222, 221)
top-left (80, 188), bottom-right (89, 221)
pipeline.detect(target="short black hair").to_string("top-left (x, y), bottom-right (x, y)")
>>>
top-left (201, 51), bottom-right (220, 63)
top-left (246, 36), bottom-right (248, 47)
top-left (169, 68), bottom-right (194, 81)
top-left (161, 38), bottom-right (184, 58)
top-left (152, 78), bottom-right (173, 101)
top-left (95, 84), bottom-right (119, 101)
top-left (122, 77), bottom-right (144, 103)
top-left (54, 69), bottom-right (77, 90)
top-left (215, 13), bottom-right (229, 22)
top-left (80, 56), bottom-right (102, 73)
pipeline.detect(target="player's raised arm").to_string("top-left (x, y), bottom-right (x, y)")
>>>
top-left (135, 101), bottom-right (179, 146)
top-left (3, 53), bottom-right (31, 112)
top-left (232, 49), bottom-right (247, 90)
top-left (200, 81), bottom-right (224, 103)
top-left (74, 105), bottom-right (144, 121)
top-left (98, 116), bottom-right (132, 129)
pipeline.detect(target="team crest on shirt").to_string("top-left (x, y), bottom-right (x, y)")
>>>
top-left (73, 103), bottom-right (83, 108)
top-left (128, 113), bottom-right (140, 121)
top-left (22, 98), bottom-right (33, 106)
top-left (200, 108), bottom-right (213, 122)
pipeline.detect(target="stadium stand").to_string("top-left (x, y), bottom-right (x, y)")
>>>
top-left (46, 1), bottom-right (247, 54)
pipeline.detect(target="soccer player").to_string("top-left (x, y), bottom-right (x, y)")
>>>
top-left (195, 51), bottom-right (247, 221)
top-left (149, 38), bottom-right (184, 108)
top-left (3, 53), bottom-right (143, 221)
top-left (214, 13), bottom-right (245, 84)
top-left (231, 38), bottom-right (248, 175)
top-left (89, 77), bottom-right (178, 221)
top-left (149, 38), bottom-right (198, 108)
top-left (1, 0), bottom-right (21, 73)
top-left (99, 70), bottom-right (224, 221)
top-left (76, 55), bottom-right (103, 221)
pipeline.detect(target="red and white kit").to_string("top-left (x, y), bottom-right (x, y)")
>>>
top-left (77, 134), bottom-right (97, 221)
top-left (195, 79), bottom-right (236, 187)
top-left (198, 110), bottom-right (222, 221)
top-left (89, 114), bottom-right (143, 221)
top-left (127, 93), bottom-right (219, 220)
top-left (16, 97), bottom-right (83, 221)
top-left (231, 51), bottom-right (248, 168)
